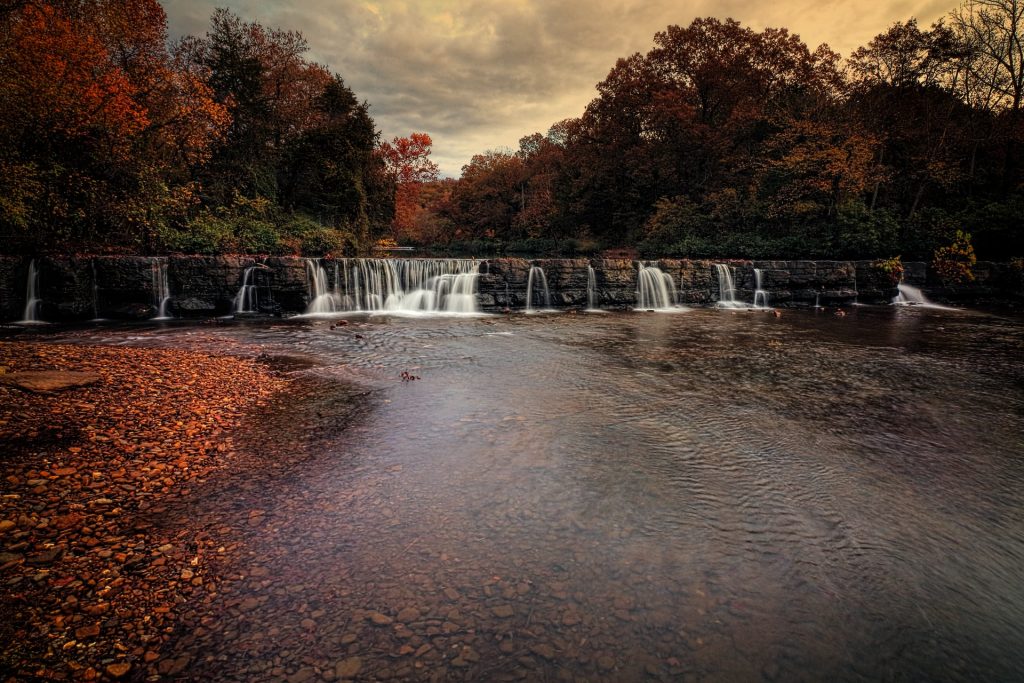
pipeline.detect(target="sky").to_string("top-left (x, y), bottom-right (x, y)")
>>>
top-left (163, 0), bottom-right (952, 177)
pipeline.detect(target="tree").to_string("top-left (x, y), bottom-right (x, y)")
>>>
top-left (0, 1), bottom-right (227, 252)
top-left (376, 133), bottom-right (440, 243)
top-left (951, 0), bottom-right (1024, 113)
top-left (950, 0), bottom-right (1024, 191)
top-left (846, 20), bottom-right (975, 218)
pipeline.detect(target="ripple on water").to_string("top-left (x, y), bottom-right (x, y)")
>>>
top-left (36, 306), bottom-right (1024, 681)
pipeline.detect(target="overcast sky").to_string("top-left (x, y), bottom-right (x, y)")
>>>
top-left (163, 0), bottom-right (952, 176)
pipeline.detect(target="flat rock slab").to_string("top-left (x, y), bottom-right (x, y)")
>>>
top-left (2, 371), bottom-right (102, 393)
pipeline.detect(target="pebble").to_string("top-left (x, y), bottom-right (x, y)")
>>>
top-left (105, 662), bottom-right (131, 678)
top-left (530, 643), bottom-right (555, 660)
top-left (491, 604), bottom-right (514, 618)
top-left (368, 611), bottom-right (393, 625)
top-left (396, 607), bottom-right (420, 623)
top-left (287, 667), bottom-right (316, 683)
top-left (335, 656), bottom-right (362, 679)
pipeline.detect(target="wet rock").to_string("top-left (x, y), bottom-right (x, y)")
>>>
top-left (597, 655), bottom-right (616, 671)
top-left (105, 662), bottom-right (131, 678)
top-left (239, 597), bottom-right (261, 611)
top-left (288, 667), bottom-right (316, 683)
top-left (0, 520), bottom-right (15, 533)
top-left (530, 643), bottom-right (555, 660)
top-left (368, 611), bottom-right (393, 625)
top-left (0, 552), bottom-right (23, 565)
top-left (2, 371), bottom-right (101, 393)
top-left (75, 623), bottom-right (101, 639)
top-left (157, 655), bottom-right (191, 676)
top-left (491, 604), bottom-right (514, 618)
top-left (396, 607), bottom-right (420, 623)
top-left (27, 547), bottom-right (64, 565)
top-left (335, 656), bottom-right (362, 679)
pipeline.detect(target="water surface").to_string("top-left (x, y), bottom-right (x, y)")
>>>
top-left (41, 307), bottom-right (1024, 681)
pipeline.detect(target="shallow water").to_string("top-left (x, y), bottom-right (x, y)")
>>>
top-left (32, 306), bottom-right (1024, 681)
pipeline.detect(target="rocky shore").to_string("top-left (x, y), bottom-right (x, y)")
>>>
top-left (0, 341), bottom-right (291, 681)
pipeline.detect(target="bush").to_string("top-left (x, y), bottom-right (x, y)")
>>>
top-left (830, 204), bottom-right (900, 258)
top-left (872, 255), bottom-right (904, 286)
top-left (932, 230), bottom-right (976, 285)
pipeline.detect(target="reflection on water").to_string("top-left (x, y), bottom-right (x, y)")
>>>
top-left (53, 307), bottom-right (1024, 680)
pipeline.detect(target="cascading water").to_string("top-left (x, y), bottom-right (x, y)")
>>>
top-left (586, 265), bottom-right (600, 311)
top-left (892, 283), bottom-right (952, 309)
top-left (752, 268), bottom-right (769, 308)
top-left (852, 273), bottom-right (862, 306)
top-left (305, 259), bottom-right (338, 314)
top-left (152, 259), bottom-right (172, 319)
top-left (636, 263), bottom-right (679, 310)
top-left (526, 265), bottom-right (551, 313)
top-left (234, 264), bottom-right (267, 314)
top-left (18, 259), bottom-right (43, 324)
top-left (714, 264), bottom-right (743, 308)
top-left (304, 259), bottom-right (481, 315)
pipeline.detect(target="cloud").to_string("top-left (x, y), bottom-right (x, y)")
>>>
top-left (163, 0), bottom-right (952, 176)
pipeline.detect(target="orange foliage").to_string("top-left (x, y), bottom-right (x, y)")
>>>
top-left (3, 4), bottom-right (148, 154)
top-left (378, 133), bottom-right (441, 242)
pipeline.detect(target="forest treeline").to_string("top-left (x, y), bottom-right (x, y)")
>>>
top-left (404, 3), bottom-right (1024, 260)
top-left (0, 1), bottom-right (394, 255)
top-left (1, 1), bottom-right (1022, 260)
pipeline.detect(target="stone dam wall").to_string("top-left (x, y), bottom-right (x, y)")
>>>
top-left (1, 256), bottom-right (1021, 321)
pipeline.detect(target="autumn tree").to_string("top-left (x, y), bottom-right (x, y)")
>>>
top-left (377, 133), bottom-right (440, 243)
top-left (176, 8), bottom-right (393, 251)
top-left (0, 1), bottom-right (227, 252)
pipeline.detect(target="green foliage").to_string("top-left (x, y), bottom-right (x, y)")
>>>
top-left (873, 256), bottom-right (905, 285)
top-left (932, 230), bottom-right (976, 284)
top-left (828, 203), bottom-right (900, 258)
top-left (157, 194), bottom-right (353, 256)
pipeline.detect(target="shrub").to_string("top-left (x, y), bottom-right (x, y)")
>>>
top-left (872, 255), bottom-right (904, 286)
top-left (932, 230), bottom-right (976, 285)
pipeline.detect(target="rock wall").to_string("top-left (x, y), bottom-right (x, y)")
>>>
top-left (1, 255), bottom-right (1021, 321)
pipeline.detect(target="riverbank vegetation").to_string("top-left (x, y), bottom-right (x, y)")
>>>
top-left (0, 1), bottom-right (1021, 260)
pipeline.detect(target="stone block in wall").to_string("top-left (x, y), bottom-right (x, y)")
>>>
top-left (37, 257), bottom-right (95, 319)
top-left (1, 256), bottom-right (26, 321)
top-left (92, 257), bottom-right (161, 319)
top-left (903, 262), bottom-right (927, 285)
top-left (264, 257), bottom-right (309, 313)
top-left (169, 256), bottom-right (257, 315)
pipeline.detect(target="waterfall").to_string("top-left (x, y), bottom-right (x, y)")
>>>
top-left (305, 259), bottom-right (338, 314)
top-left (814, 293), bottom-right (822, 309)
top-left (586, 265), bottom-right (599, 310)
top-left (852, 273), bottom-right (862, 306)
top-left (234, 264), bottom-right (267, 314)
top-left (636, 263), bottom-right (678, 309)
top-left (752, 268), bottom-right (769, 308)
top-left (18, 259), bottom-right (43, 324)
top-left (892, 283), bottom-right (952, 309)
top-left (714, 264), bottom-right (742, 308)
top-left (303, 258), bottom-right (480, 315)
top-left (152, 259), bottom-right (172, 319)
top-left (526, 265), bottom-right (551, 312)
